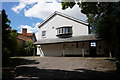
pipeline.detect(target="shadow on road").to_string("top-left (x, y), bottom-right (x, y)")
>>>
top-left (10, 58), bottom-right (39, 67)
top-left (14, 66), bottom-right (119, 79)
top-left (2, 58), bottom-right (39, 80)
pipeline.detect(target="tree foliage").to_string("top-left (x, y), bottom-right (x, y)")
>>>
top-left (24, 41), bottom-right (35, 56)
top-left (17, 40), bottom-right (35, 56)
top-left (62, 2), bottom-right (76, 10)
top-left (2, 9), bottom-right (11, 65)
top-left (8, 29), bottom-right (18, 56)
top-left (1, 9), bottom-right (18, 66)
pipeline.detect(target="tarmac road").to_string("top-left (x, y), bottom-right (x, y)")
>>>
top-left (10, 57), bottom-right (119, 79)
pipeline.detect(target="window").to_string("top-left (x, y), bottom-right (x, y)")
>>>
top-left (68, 28), bottom-right (70, 33)
top-left (56, 26), bottom-right (72, 38)
top-left (32, 38), bottom-right (35, 41)
top-left (60, 28), bottom-right (63, 34)
top-left (42, 31), bottom-right (46, 37)
top-left (90, 42), bottom-right (96, 47)
top-left (57, 27), bottom-right (72, 35)
top-left (63, 28), bottom-right (66, 34)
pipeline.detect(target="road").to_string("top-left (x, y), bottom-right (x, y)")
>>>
top-left (6, 57), bottom-right (120, 79)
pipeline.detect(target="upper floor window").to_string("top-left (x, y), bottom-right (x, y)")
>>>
top-left (56, 26), bottom-right (72, 38)
top-left (42, 31), bottom-right (46, 37)
top-left (32, 38), bottom-right (35, 42)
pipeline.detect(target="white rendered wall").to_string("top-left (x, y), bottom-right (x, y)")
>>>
top-left (37, 42), bottom-right (90, 56)
top-left (38, 15), bottom-right (88, 40)
top-left (64, 42), bottom-right (89, 55)
top-left (41, 44), bottom-right (63, 57)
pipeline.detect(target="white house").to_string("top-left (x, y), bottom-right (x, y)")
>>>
top-left (34, 11), bottom-right (107, 57)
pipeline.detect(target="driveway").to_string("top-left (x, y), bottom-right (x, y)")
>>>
top-left (7, 57), bottom-right (119, 79)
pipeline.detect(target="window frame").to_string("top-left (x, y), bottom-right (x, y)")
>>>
top-left (56, 26), bottom-right (72, 35)
top-left (42, 31), bottom-right (46, 37)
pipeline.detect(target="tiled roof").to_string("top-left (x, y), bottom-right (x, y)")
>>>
top-left (18, 33), bottom-right (35, 37)
top-left (17, 33), bottom-right (36, 42)
top-left (34, 34), bottom-right (101, 45)
top-left (17, 35), bottom-right (33, 41)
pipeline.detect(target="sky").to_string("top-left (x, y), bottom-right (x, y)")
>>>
top-left (1, 0), bottom-right (87, 40)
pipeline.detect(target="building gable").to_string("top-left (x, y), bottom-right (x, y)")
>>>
top-left (38, 11), bottom-right (89, 28)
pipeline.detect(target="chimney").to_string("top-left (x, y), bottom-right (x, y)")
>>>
top-left (22, 28), bottom-right (27, 35)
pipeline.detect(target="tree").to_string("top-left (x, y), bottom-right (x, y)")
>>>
top-left (2, 9), bottom-right (12, 65)
top-left (1, 9), bottom-right (18, 66)
top-left (2, 9), bottom-right (11, 49)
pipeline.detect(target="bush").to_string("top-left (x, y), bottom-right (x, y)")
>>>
top-left (17, 46), bottom-right (26, 56)
top-left (2, 48), bottom-right (11, 66)
top-left (115, 59), bottom-right (120, 72)
top-left (16, 41), bottom-right (36, 56)
top-left (24, 41), bottom-right (35, 56)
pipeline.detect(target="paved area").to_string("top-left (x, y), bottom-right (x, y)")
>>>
top-left (9, 57), bottom-right (119, 79)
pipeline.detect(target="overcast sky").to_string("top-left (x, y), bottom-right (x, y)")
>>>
top-left (2, 0), bottom-right (87, 40)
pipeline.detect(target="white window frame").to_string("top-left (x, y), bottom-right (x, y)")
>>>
top-left (56, 27), bottom-right (72, 35)
top-left (42, 31), bottom-right (46, 37)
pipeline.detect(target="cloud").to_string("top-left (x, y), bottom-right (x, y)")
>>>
top-left (18, 22), bottom-right (40, 40)
top-left (12, 0), bottom-right (39, 13)
top-left (12, 0), bottom-right (87, 21)
top-left (19, 23), bottom-right (40, 33)
top-left (12, 2), bottom-right (26, 13)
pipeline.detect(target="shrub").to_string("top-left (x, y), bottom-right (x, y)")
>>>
top-left (2, 47), bottom-right (11, 66)
top-left (24, 41), bottom-right (35, 56)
